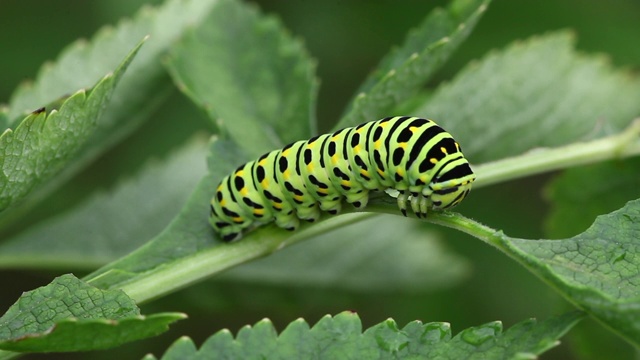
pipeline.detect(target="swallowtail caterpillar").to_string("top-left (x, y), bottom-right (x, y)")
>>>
top-left (210, 116), bottom-right (475, 241)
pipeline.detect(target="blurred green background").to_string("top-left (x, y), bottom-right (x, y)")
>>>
top-left (1, 0), bottom-right (639, 359)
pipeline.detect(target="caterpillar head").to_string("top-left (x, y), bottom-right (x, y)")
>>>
top-left (428, 159), bottom-right (475, 211)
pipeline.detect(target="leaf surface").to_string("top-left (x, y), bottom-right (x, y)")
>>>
top-left (499, 199), bottom-right (640, 346)
top-left (166, 0), bottom-right (318, 156)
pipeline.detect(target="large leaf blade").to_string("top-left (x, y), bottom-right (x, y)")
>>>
top-left (166, 0), bottom-right (318, 156)
top-left (501, 199), bottom-right (640, 346)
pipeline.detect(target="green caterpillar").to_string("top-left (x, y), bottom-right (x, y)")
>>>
top-left (210, 116), bottom-right (475, 241)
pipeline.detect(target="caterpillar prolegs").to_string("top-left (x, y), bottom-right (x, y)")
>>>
top-left (210, 116), bottom-right (475, 241)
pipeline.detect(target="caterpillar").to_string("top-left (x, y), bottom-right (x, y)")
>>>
top-left (210, 116), bottom-right (475, 241)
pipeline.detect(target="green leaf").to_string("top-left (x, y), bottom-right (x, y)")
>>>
top-left (0, 274), bottom-right (185, 353)
top-left (0, 39), bottom-right (144, 214)
top-left (1, 0), bottom-right (220, 227)
top-left (151, 311), bottom-right (582, 359)
top-left (415, 31), bottom-right (640, 162)
top-left (544, 158), bottom-right (640, 238)
top-left (166, 0), bottom-right (318, 156)
top-left (424, 199), bottom-right (640, 347)
top-left (0, 137), bottom-right (209, 270)
top-left (0, 314), bottom-right (185, 353)
top-left (335, 0), bottom-right (490, 130)
top-left (219, 215), bottom-right (470, 292)
top-left (500, 199), bottom-right (640, 346)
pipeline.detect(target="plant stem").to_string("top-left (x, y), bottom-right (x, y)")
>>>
top-left (472, 119), bottom-right (640, 188)
top-left (119, 212), bottom-right (375, 303)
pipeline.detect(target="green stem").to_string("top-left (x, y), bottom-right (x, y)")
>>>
top-left (472, 118), bottom-right (640, 188)
top-left (120, 119), bottom-right (640, 303)
top-left (119, 212), bottom-right (375, 303)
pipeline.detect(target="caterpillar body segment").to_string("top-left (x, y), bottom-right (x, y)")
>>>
top-left (210, 116), bottom-right (475, 241)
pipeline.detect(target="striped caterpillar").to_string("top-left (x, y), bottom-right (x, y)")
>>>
top-left (210, 116), bottom-right (475, 241)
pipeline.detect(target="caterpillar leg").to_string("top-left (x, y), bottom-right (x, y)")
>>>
top-left (409, 194), bottom-right (430, 218)
top-left (397, 190), bottom-right (409, 217)
top-left (419, 194), bottom-right (429, 218)
top-left (274, 211), bottom-right (301, 231)
top-left (210, 218), bottom-right (243, 242)
top-left (319, 199), bottom-right (342, 215)
top-left (410, 194), bottom-right (421, 218)
top-left (296, 203), bottom-right (322, 222)
top-left (220, 230), bottom-right (241, 242)
top-left (346, 190), bottom-right (369, 210)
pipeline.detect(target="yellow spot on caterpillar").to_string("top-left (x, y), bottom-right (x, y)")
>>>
top-left (232, 216), bottom-right (243, 222)
top-left (341, 180), bottom-right (351, 186)
top-left (259, 158), bottom-right (268, 166)
top-left (331, 155), bottom-right (339, 164)
top-left (440, 147), bottom-right (448, 155)
top-left (294, 194), bottom-right (304, 201)
top-left (377, 168), bottom-right (385, 176)
top-left (240, 188), bottom-right (249, 196)
top-left (317, 188), bottom-right (328, 194)
top-left (236, 170), bottom-right (244, 177)
top-left (361, 170), bottom-right (370, 177)
top-left (261, 179), bottom-right (269, 187)
top-left (455, 142), bottom-right (460, 151)
top-left (354, 144), bottom-right (361, 152)
top-left (430, 158), bottom-right (438, 164)
top-left (307, 164), bottom-right (314, 172)
top-left (399, 143), bottom-right (407, 149)
top-left (284, 169), bottom-right (291, 180)
top-left (253, 209), bottom-right (265, 216)
top-left (374, 140), bottom-right (382, 150)
top-left (396, 168), bottom-right (405, 176)
top-left (273, 203), bottom-right (282, 210)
